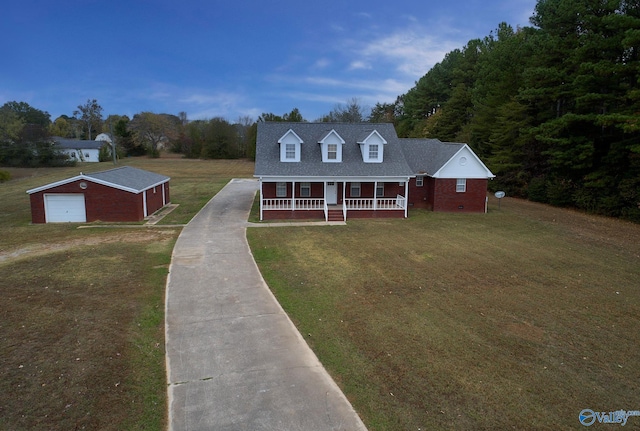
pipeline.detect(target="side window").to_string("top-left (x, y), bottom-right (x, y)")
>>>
top-left (416, 176), bottom-right (423, 187)
top-left (300, 182), bottom-right (311, 197)
top-left (456, 178), bottom-right (466, 193)
top-left (350, 182), bottom-right (361, 197)
top-left (276, 182), bottom-right (287, 197)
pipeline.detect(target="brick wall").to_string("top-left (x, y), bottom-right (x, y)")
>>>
top-left (432, 178), bottom-right (488, 213)
top-left (145, 182), bottom-right (170, 216)
top-left (30, 180), bottom-right (146, 223)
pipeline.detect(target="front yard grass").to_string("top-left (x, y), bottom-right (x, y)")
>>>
top-left (247, 199), bottom-right (640, 430)
top-left (0, 156), bottom-right (254, 430)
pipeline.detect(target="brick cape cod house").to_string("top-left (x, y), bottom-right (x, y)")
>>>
top-left (254, 122), bottom-right (494, 221)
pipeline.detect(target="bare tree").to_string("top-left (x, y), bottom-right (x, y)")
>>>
top-left (73, 99), bottom-right (103, 140)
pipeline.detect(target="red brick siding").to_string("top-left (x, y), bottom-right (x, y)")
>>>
top-left (432, 178), bottom-right (488, 213)
top-left (29, 179), bottom-right (160, 223)
top-left (30, 193), bottom-right (46, 223)
top-left (261, 182), bottom-right (324, 198)
top-left (407, 177), bottom-right (432, 209)
top-left (262, 181), bottom-right (404, 199)
top-left (262, 210), bottom-right (325, 220)
top-left (261, 209), bottom-right (405, 220)
top-left (345, 182), bottom-right (404, 199)
top-left (145, 182), bottom-right (170, 216)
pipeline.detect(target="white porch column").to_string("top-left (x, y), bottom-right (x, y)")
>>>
top-left (162, 183), bottom-right (166, 205)
top-left (143, 191), bottom-right (148, 217)
top-left (404, 179), bottom-right (409, 218)
top-left (292, 181), bottom-right (296, 211)
top-left (259, 179), bottom-right (263, 221)
top-left (342, 181), bottom-right (347, 207)
top-left (374, 181), bottom-right (378, 210)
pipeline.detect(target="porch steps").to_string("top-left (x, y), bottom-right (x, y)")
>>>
top-left (327, 208), bottom-right (344, 222)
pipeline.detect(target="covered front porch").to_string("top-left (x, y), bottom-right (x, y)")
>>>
top-left (258, 178), bottom-right (409, 221)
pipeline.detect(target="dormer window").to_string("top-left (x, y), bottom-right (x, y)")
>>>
top-left (285, 143), bottom-right (296, 159)
top-left (358, 129), bottom-right (386, 163)
top-left (318, 129), bottom-right (344, 163)
top-left (369, 144), bottom-right (379, 160)
top-left (327, 144), bottom-right (337, 160)
top-left (278, 129), bottom-right (303, 162)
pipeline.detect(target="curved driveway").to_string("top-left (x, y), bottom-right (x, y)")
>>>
top-left (165, 179), bottom-right (367, 431)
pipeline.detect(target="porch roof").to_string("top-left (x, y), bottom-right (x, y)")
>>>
top-left (255, 122), bottom-right (413, 178)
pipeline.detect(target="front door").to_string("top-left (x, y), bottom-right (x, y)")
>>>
top-left (326, 182), bottom-right (337, 205)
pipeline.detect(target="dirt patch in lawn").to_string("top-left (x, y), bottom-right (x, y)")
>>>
top-left (0, 229), bottom-right (178, 430)
top-left (0, 229), bottom-right (177, 265)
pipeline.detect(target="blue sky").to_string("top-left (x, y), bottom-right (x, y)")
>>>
top-left (1, 0), bottom-right (537, 123)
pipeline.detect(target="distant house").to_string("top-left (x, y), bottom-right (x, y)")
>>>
top-left (27, 166), bottom-right (170, 223)
top-left (53, 137), bottom-right (106, 162)
top-left (254, 122), bottom-right (494, 221)
top-left (95, 133), bottom-right (113, 144)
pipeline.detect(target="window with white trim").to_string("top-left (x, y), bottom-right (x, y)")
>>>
top-left (350, 182), bottom-right (361, 197)
top-left (300, 182), bottom-right (311, 197)
top-left (456, 178), bottom-right (467, 192)
top-left (327, 143), bottom-right (337, 160)
top-left (276, 182), bottom-right (287, 197)
top-left (416, 176), bottom-right (423, 187)
top-left (369, 144), bottom-right (379, 160)
top-left (376, 183), bottom-right (384, 197)
top-left (285, 143), bottom-right (296, 159)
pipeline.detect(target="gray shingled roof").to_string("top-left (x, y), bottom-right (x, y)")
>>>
top-left (53, 137), bottom-right (106, 150)
top-left (254, 122), bottom-right (413, 178)
top-left (85, 166), bottom-right (169, 192)
top-left (400, 139), bottom-right (464, 176)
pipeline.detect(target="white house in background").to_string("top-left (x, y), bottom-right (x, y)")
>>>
top-left (95, 133), bottom-right (113, 144)
top-left (53, 137), bottom-right (106, 162)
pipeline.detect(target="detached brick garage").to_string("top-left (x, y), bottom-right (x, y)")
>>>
top-left (27, 166), bottom-right (170, 223)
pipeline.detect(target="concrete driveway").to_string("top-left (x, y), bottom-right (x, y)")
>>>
top-left (165, 179), bottom-right (367, 431)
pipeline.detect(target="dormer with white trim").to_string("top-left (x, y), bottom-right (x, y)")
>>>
top-left (318, 129), bottom-right (345, 163)
top-left (278, 129), bottom-right (303, 162)
top-left (358, 130), bottom-right (387, 163)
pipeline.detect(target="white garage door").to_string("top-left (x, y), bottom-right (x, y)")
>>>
top-left (44, 194), bottom-right (86, 223)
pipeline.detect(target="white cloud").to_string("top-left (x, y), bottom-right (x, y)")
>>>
top-left (354, 27), bottom-right (461, 78)
top-left (312, 58), bottom-right (331, 69)
top-left (348, 60), bottom-right (371, 71)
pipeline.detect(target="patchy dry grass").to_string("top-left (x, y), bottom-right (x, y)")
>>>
top-left (247, 198), bottom-right (640, 430)
top-left (0, 157), bottom-right (254, 430)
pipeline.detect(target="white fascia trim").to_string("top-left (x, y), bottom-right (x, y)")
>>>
top-left (27, 174), bottom-right (88, 194)
top-left (356, 129), bottom-right (388, 145)
top-left (27, 175), bottom-right (169, 195)
top-left (277, 129), bottom-right (304, 144)
top-left (257, 175), bottom-right (411, 183)
top-left (431, 144), bottom-right (496, 179)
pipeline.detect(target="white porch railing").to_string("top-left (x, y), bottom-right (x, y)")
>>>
top-left (344, 195), bottom-right (406, 210)
top-left (262, 198), bottom-right (324, 210)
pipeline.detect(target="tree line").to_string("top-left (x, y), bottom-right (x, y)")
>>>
top-left (376, 0), bottom-right (640, 221)
top-left (0, 98), bottom-right (370, 167)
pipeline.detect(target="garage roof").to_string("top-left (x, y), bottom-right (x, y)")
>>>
top-left (27, 166), bottom-right (170, 195)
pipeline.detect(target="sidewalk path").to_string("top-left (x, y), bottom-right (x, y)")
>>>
top-left (165, 179), bottom-right (367, 431)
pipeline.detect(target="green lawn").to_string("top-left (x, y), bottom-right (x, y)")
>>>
top-left (0, 156), bottom-right (254, 430)
top-left (5, 157), bottom-right (639, 430)
top-left (247, 199), bottom-right (640, 430)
